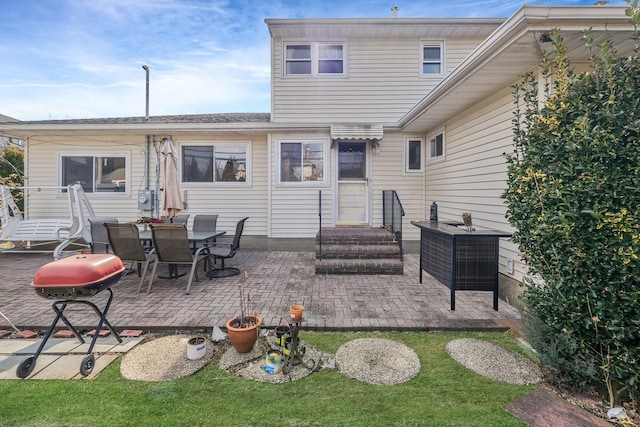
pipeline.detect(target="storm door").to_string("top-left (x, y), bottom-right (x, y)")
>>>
top-left (336, 141), bottom-right (369, 225)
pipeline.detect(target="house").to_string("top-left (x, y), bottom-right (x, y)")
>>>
top-left (0, 5), bottom-right (635, 295)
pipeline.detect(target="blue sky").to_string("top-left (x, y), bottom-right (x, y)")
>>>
top-left (0, 0), bottom-right (628, 121)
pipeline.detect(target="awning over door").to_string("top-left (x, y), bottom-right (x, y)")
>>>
top-left (330, 124), bottom-right (383, 145)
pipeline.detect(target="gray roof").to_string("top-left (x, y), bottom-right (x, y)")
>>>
top-left (1, 113), bottom-right (270, 125)
top-left (0, 114), bottom-right (19, 123)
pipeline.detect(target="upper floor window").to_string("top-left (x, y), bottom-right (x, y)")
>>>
top-left (404, 137), bottom-right (423, 173)
top-left (422, 42), bottom-right (443, 75)
top-left (428, 130), bottom-right (445, 162)
top-left (61, 154), bottom-right (128, 193)
top-left (279, 140), bottom-right (326, 184)
top-left (285, 43), bottom-right (344, 76)
top-left (181, 143), bottom-right (249, 184)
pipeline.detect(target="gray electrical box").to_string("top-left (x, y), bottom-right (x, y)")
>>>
top-left (137, 190), bottom-right (154, 210)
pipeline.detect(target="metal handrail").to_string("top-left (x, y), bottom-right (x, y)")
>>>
top-left (318, 190), bottom-right (322, 259)
top-left (382, 190), bottom-right (405, 256)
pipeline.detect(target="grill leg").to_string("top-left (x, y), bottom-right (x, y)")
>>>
top-left (16, 302), bottom-right (73, 379)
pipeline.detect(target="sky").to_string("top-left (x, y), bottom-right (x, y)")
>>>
top-left (0, 0), bottom-right (629, 121)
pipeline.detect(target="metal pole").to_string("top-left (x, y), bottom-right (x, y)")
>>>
top-left (142, 65), bottom-right (150, 192)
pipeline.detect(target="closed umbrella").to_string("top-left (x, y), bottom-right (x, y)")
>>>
top-left (161, 138), bottom-right (182, 219)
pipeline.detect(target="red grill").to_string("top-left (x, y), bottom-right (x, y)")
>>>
top-left (17, 254), bottom-right (126, 379)
top-left (32, 253), bottom-right (125, 299)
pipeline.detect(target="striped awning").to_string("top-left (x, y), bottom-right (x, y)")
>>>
top-left (330, 124), bottom-right (383, 142)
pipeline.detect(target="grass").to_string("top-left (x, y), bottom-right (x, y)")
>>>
top-left (0, 331), bottom-right (537, 426)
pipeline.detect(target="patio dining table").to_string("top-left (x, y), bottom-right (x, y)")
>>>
top-left (138, 230), bottom-right (225, 246)
top-left (138, 229), bottom-right (226, 278)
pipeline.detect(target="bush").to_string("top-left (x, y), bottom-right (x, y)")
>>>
top-left (503, 2), bottom-right (640, 406)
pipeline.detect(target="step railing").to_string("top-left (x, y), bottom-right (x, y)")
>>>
top-left (382, 190), bottom-right (405, 256)
top-left (318, 190), bottom-right (323, 260)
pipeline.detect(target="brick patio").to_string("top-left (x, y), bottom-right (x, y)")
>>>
top-left (0, 238), bottom-right (521, 334)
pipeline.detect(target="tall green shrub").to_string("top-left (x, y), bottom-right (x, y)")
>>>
top-left (503, 2), bottom-right (640, 405)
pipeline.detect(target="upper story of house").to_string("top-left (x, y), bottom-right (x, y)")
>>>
top-left (265, 17), bottom-right (505, 125)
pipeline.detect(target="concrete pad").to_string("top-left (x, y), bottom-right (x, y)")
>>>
top-left (0, 355), bottom-right (23, 379)
top-left (30, 354), bottom-right (85, 380)
top-left (506, 388), bottom-right (611, 427)
top-left (0, 339), bottom-right (37, 354)
top-left (71, 354), bottom-right (119, 380)
top-left (0, 337), bottom-right (142, 380)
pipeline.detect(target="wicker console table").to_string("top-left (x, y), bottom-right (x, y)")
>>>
top-left (411, 221), bottom-right (511, 311)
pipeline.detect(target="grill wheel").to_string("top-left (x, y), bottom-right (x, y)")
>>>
top-left (80, 354), bottom-right (95, 377)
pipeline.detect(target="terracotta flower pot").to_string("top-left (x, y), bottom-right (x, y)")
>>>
top-left (225, 315), bottom-right (262, 353)
top-left (290, 304), bottom-right (304, 321)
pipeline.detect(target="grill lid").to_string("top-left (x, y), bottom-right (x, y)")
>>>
top-left (32, 254), bottom-right (125, 288)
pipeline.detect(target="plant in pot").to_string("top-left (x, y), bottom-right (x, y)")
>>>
top-left (225, 271), bottom-right (262, 353)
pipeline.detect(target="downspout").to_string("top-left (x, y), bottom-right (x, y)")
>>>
top-left (142, 65), bottom-right (150, 191)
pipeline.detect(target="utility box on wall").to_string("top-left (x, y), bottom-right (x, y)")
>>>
top-left (137, 190), bottom-right (154, 211)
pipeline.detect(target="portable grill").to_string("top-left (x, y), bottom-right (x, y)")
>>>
top-left (17, 254), bottom-right (126, 379)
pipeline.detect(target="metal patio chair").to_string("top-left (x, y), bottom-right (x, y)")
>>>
top-left (147, 223), bottom-right (211, 294)
top-left (89, 216), bottom-right (118, 253)
top-left (104, 223), bottom-right (156, 293)
top-left (191, 214), bottom-right (218, 253)
top-left (207, 217), bottom-right (248, 278)
top-left (165, 213), bottom-right (190, 225)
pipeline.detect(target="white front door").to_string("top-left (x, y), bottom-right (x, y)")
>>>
top-left (336, 141), bottom-right (369, 225)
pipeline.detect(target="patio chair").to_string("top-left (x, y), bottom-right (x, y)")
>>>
top-left (207, 217), bottom-right (248, 278)
top-left (165, 213), bottom-right (190, 225)
top-left (192, 214), bottom-right (218, 253)
top-left (89, 217), bottom-right (118, 253)
top-left (147, 223), bottom-right (211, 294)
top-left (104, 223), bottom-right (156, 293)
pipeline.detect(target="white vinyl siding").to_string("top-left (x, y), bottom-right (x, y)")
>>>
top-left (424, 86), bottom-right (522, 279)
top-left (23, 137), bottom-right (146, 222)
top-left (269, 134), bottom-right (333, 238)
top-left (22, 135), bottom-right (269, 237)
top-left (272, 37), bottom-right (486, 123)
top-left (370, 131), bottom-right (424, 241)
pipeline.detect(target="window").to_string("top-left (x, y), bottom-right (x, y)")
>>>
top-left (428, 131), bottom-right (445, 162)
top-left (181, 144), bottom-right (249, 184)
top-left (61, 155), bottom-right (128, 193)
top-left (279, 140), bottom-right (326, 183)
top-left (404, 138), bottom-right (423, 172)
top-left (285, 43), bottom-right (344, 75)
top-left (422, 42), bottom-right (443, 75)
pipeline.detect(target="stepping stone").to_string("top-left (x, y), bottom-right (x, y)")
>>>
top-left (86, 329), bottom-right (111, 338)
top-left (0, 330), bottom-right (13, 338)
top-left (119, 329), bottom-right (144, 338)
top-left (54, 330), bottom-right (76, 339)
top-left (15, 330), bottom-right (38, 339)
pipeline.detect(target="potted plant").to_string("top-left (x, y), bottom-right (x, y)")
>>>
top-left (225, 271), bottom-right (262, 353)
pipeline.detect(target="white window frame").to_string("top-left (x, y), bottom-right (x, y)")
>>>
top-left (179, 141), bottom-right (252, 187)
top-left (404, 137), bottom-right (423, 173)
top-left (58, 152), bottom-right (131, 195)
top-left (277, 138), bottom-right (329, 185)
top-left (284, 42), bottom-right (346, 76)
top-left (427, 129), bottom-right (445, 163)
top-left (421, 41), bottom-right (444, 76)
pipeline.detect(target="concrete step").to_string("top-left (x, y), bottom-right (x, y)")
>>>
top-left (315, 258), bottom-right (404, 275)
top-left (315, 244), bottom-right (401, 259)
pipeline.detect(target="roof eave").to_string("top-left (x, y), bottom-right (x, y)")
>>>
top-left (398, 5), bottom-right (635, 132)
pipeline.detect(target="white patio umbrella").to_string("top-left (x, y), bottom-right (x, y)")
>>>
top-left (160, 138), bottom-right (183, 219)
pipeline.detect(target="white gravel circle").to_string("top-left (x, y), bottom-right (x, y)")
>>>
top-left (446, 338), bottom-right (542, 385)
top-left (335, 338), bottom-right (420, 385)
top-left (121, 335), bottom-right (214, 381)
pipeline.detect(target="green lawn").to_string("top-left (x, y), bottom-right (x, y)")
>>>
top-left (0, 331), bottom-right (537, 426)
